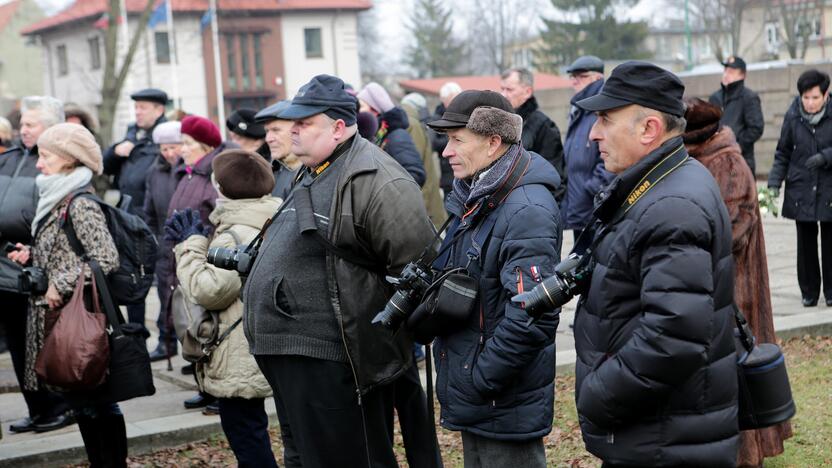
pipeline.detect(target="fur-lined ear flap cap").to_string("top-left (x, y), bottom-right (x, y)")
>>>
top-left (467, 106), bottom-right (523, 144)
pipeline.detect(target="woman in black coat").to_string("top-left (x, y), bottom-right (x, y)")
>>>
top-left (768, 69), bottom-right (832, 307)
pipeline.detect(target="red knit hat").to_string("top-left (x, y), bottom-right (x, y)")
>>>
top-left (181, 115), bottom-right (222, 148)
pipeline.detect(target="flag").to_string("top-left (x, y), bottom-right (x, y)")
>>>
top-left (93, 12), bottom-right (124, 29)
top-left (200, 9), bottom-right (212, 31)
top-left (147, 0), bottom-right (167, 29)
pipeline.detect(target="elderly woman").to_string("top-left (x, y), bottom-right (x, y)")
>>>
top-left (683, 97), bottom-right (793, 468)
top-left (768, 69), bottom-right (832, 308)
top-left (425, 91), bottom-right (562, 466)
top-left (7, 123), bottom-right (123, 465)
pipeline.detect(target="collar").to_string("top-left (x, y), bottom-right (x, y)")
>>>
top-left (516, 95), bottom-right (539, 119)
top-left (571, 78), bottom-right (605, 105)
top-left (305, 135), bottom-right (355, 180)
top-left (722, 79), bottom-right (745, 96)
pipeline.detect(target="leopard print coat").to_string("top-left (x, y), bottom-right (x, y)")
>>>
top-left (24, 190), bottom-right (119, 391)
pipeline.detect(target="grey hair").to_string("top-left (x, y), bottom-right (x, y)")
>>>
top-left (21, 96), bottom-right (65, 127)
top-left (0, 116), bottom-right (11, 142)
top-left (634, 108), bottom-right (686, 134)
top-left (502, 68), bottom-right (534, 88)
top-left (439, 82), bottom-right (462, 100)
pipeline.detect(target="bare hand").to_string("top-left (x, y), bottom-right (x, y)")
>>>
top-left (114, 141), bottom-right (135, 157)
top-left (7, 243), bottom-right (30, 265)
top-left (45, 284), bottom-right (63, 310)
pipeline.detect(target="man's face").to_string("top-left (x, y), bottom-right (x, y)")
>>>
top-left (570, 71), bottom-right (602, 93)
top-left (229, 132), bottom-right (263, 153)
top-left (499, 72), bottom-right (533, 109)
top-left (442, 127), bottom-right (494, 179)
top-left (264, 119), bottom-right (294, 161)
top-left (801, 85), bottom-right (827, 114)
top-left (721, 67), bottom-right (746, 86)
top-left (290, 114), bottom-right (341, 167)
top-left (20, 110), bottom-right (47, 149)
top-left (588, 105), bottom-right (647, 174)
top-left (134, 101), bottom-right (164, 129)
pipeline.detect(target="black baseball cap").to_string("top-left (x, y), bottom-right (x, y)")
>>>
top-left (722, 56), bottom-right (747, 72)
top-left (427, 90), bottom-right (513, 130)
top-left (130, 88), bottom-right (168, 105)
top-left (278, 74), bottom-right (357, 125)
top-left (226, 109), bottom-right (265, 139)
top-left (575, 61), bottom-right (686, 117)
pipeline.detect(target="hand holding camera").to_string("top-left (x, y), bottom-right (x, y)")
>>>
top-left (5, 242), bottom-right (31, 265)
top-left (164, 209), bottom-right (209, 244)
top-left (511, 253), bottom-right (594, 320)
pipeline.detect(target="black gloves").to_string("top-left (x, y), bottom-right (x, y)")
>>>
top-left (805, 153), bottom-right (827, 171)
top-left (164, 208), bottom-right (209, 244)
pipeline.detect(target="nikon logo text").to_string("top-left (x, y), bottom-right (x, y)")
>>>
top-left (628, 180), bottom-right (651, 205)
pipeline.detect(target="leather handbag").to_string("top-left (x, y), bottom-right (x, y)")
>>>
top-left (34, 265), bottom-right (109, 390)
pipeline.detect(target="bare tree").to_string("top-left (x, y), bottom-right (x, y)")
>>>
top-left (98, 0), bottom-right (155, 146)
top-left (464, 0), bottom-right (540, 74)
top-left (769, 0), bottom-right (822, 59)
top-left (679, 0), bottom-right (751, 62)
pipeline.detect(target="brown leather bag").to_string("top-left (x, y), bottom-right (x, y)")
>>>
top-left (35, 265), bottom-right (110, 390)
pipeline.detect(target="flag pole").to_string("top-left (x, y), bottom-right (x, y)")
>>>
top-left (209, 0), bottom-right (225, 135)
top-left (164, 0), bottom-right (181, 109)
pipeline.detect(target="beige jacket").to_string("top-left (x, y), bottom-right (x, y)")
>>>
top-left (174, 195), bottom-right (281, 399)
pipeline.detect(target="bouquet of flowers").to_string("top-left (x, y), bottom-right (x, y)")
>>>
top-left (758, 186), bottom-right (780, 217)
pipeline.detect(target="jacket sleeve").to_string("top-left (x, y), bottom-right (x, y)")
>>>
top-left (767, 115), bottom-right (793, 189)
top-left (102, 143), bottom-right (124, 176)
top-left (738, 93), bottom-right (764, 147)
top-left (142, 173), bottom-right (158, 237)
top-left (577, 197), bottom-right (716, 428)
top-left (385, 130), bottom-right (426, 187)
top-left (534, 121), bottom-right (566, 201)
top-left (174, 231), bottom-right (240, 311)
top-left (472, 201), bottom-right (561, 396)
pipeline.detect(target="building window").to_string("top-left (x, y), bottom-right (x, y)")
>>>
top-left (57, 44), bottom-right (68, 76)
top-left (765, 22), bottom-right (780, 54)
top-left (155, 31), bottom-right (171, 64)
top-left (88, 37), bottom-right (101, 70)
top-left (240, 34), bottom-right (250, 89)
top-left (253, 33), bottom-right (264, 88)
top-left (226, 35), bottom-right (237, 90)
top-left (304, 28), bottom-right (323, 58)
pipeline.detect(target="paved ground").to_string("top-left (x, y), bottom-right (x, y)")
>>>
top-left (0, 200), bottom-right (829, 466)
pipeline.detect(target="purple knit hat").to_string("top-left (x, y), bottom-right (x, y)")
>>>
top-left (357, 82), bottom-right (395, 113)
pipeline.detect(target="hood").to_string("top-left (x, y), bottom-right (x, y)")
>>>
top-left (380, 107), bottom-right (410, 131)
top-left (210, 195), bottom-right (282, 229)
top-left (516, 95), bottom-right (540, 120)
top-left (571, 78), bottom-right (605, 105)
top-left (686, 126), bottom-right (739, 162)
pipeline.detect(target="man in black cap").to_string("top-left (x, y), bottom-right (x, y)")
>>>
top-left (709, 56), bottom-right (764, 175)
top-left (568, 61), bottom-right (739, 466)
top-left (242, 74), bottom-right (437, 467)
top-left (103, 88), bottom-right (167, 331)
top-left (226, 108), bottom-right (269, 160)
top-left (254, 100), bottom-right (303, 198)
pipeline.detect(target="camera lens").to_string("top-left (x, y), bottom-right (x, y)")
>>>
top-left (520, 274), bottom-right (572, 318)
top-left (372, 289), bottom-right (420, 329)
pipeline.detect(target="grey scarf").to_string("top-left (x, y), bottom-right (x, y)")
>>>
top-left (31, 167), bottom-right (93, 236)
top-left (800, 101), bottom-right (827, 126)
top-left (451, 144), bottom-right (523, 208)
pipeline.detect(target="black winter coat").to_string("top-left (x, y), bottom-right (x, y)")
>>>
top-left (768, 98), bottom-right (832, 221)
top-left (709, 80), bottom-right (764, 175)
top-left (0, 145), bottom-right (39, 290)
top-left (574, 137), bottom-right (739, 466)
top-left (103, 115), bottom-right (166, 217)
top-left (434, 150), bottom-right (562, 440)
top-left (377, 107), bottom-right (426, 187)
top-left (143, 156), bottom-right (182, 239)
top-left (517, 96), bottom-right (566, 202)
top-left (431, 103), bottom-right (454, 196)
top-left (271, 160), bottom-right (298, 199)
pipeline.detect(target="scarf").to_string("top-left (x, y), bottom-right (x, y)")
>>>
top-left (31, 166), bottom-right (93, 236)
top-left (800, 101), bottom-right (827, 126)
top-left (450, 144), bottom-right (523, 209)
top-left (211, 173), bottom-right (231, 208)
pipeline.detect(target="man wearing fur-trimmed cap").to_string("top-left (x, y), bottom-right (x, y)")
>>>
top-left (426, 90), bottom-right (562, 466)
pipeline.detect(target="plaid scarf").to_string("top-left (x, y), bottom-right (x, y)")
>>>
top-left (450, 144), bottom-right (523, 210)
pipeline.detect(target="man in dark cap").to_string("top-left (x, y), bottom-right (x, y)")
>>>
top-left (709, 56), bottom-right (764, 175)
top-left (226, 108), bottom-right (269, 160)
top-left (563, 56), bottom-right (614, 253)
top-left (103, 88), bottom-right (168, 331)
top-left (254, 101), bottom-right (304, 198)
top-left (242, 74), bottom-right (437, 467)
top-left (566, 61), bottom-right (739, 466)
top-left (426, 89), bottom-right (562, 467)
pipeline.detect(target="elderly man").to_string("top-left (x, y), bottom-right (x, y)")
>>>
top-left (243, 75), bottom-right (437, 467)
top-left (709, 56), bottom-right (764, 175)
top-left (563, 56), bottom-right (614, 253)
top-left (425, 90), bottom-right (562, 467)
top-left (500, 67), bottom-right (566, 201)
top-left (254, 100), bottom-right (303, 198)
top-left (0, 96), bottom-right (72, 434)
top-left (573, 62), bottom-right (739, 466)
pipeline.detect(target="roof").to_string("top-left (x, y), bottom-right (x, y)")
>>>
top-left (399, 73), bottom-right (573, 96)
top-left (21, 0), bottom-right (371, 35)
top-left (0, 0), bottom-right (21, 33)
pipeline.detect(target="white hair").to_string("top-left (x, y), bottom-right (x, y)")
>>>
top-left (0, 116), bottom-right (12, 142)
top-left (439, 82), bottom-right (462, 100)
top-left (21, 96), bottom-right (65, 128)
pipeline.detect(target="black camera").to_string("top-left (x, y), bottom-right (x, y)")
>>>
top-left (371, 261), bottom-right (434, 330)
top-left (207, 247), bottom-right (256, 276)
top-left (512, 253), bottom-right (593, 319)
top-left (18, 266), bottom-right (48, 296)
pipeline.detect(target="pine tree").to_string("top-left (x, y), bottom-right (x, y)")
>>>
top-left (405, 0), bottom-right (467, 78)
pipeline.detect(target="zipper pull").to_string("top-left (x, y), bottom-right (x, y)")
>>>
top-left (356, 388), bottom-right (362, 407)
top-left (479, 334), bottom-right (484, 345)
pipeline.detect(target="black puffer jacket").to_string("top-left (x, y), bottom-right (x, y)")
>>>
top-left (377, 107), bottom-right (426, 187)
top-left (709, 80), bottom-right (764, 175)
top-left (574, 137), bottom-right (739, 466)
top-left (103, 115), bottom-right (166, 216)
top-left (0, 145), bottom-right (39, 291)
top-left (517, 96), bottom-right (566, 201)
top-left (768, 97), bottom-right (832, 222)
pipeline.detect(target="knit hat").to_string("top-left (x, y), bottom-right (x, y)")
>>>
top-left (211, 149), bottom-right (275, 199)
top-left (357, 82), bottom-right (395, 114)
top-left (181, 115), bottom-right (222, 147)
top-left (152, 121), bottom-right (182, 144)
top-left (401, 92), bottom-right (427, 110)
top-left (226, 109), bottom-right (266, 139)
top-left (37, 123), bottom-right (103, 174)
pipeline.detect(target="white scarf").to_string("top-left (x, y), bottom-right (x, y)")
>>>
top-left (211, 173), bottom-right (230, 208)
top-left (31, 167), bottom-right (93, 236)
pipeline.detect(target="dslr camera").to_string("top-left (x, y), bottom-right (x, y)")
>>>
top-left (512, 253), bottom-right (594, 319)
top-left (207, 246), bottom-right (257, 276)
top-left (18, 267), bottom-right (48, 296)
top-left (371, 260), bottom-right (434, 330)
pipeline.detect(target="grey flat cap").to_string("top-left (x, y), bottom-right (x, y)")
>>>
top-left (566, 56), bottom-right (604, 74)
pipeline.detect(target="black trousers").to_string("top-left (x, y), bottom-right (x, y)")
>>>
top-left (218, 397), bottom-right (278, 468)
top-left (255, 355), bottom-right (398, 468)
top-left (0, 291), bottom-right (68, 420)
top-left (795, 221), bottom-right (832, 300)
top-left (394, 361), bottom-right (443, 468)
top-left (126, 303), bottom-right (145, 327)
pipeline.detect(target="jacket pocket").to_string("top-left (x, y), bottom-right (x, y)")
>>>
top-left (436, 344), bottom-right (449, 404)
top-left (271, 275), bottom-right (296, 320)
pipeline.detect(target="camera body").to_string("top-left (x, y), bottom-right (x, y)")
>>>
top-left (207, 246), bottom-right (257, 276)
top-left (517, 253), bottom-right (593, 319)
top-left (18, 266), bottom-right (48, 296)
top-left (372, 261), bottom-right (434, 330)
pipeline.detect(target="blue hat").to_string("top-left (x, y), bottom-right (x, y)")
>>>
top-left (254, 100), bottom-right (292, 123)
top-left (566, 56), bottom-right (604, 74)
top-left (278, 75), bottom-right (357, 126)
top-left (576, 61), bottom-right (686, 117)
